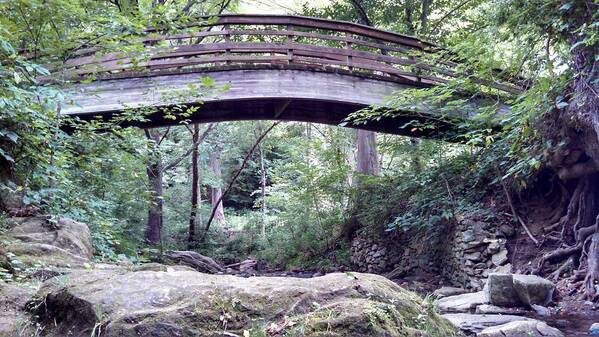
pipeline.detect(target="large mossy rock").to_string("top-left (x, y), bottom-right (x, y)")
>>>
top-left (2, 217), bottom-right (93, 269)
top-left (32, 270), bottom-right (459, 337)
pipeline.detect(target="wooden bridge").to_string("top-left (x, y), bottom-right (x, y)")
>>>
top-left (57, 14), bottom-right (518, 136)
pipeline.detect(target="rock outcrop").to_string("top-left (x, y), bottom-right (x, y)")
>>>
top-left (441, 313), bottom-right (533, 334)
top-left (30, 270), bottom-right (459, 337)
top-left (477, 320), bottom-right (565, 337)
top-left (1, 216), bottom-right (94, 269)
top-left (436, 291), bottom-right (488, 313)
top-left (0, 280), bottom-right (34, 337)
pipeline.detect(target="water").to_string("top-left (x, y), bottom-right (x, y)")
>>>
top-left (543, 311), bottom-right (599, 337)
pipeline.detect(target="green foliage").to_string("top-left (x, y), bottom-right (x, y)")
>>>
top-left (1, 0), bottom-right (593, 273)
top-left (352, 142), bottom-right (503, 235)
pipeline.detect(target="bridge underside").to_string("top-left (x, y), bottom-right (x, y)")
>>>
top-left (63, 67), bottom-right (467, 137)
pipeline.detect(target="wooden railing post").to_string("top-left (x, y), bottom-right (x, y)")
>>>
top-left (287, 25), bottom-right (294, 64)
top-left (345, 32), bottom-right (353, 71)
top-left (224, 24), bottom-right (231, 65)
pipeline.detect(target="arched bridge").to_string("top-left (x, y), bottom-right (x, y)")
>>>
top-left (56, 14), bottom-right (518, 136)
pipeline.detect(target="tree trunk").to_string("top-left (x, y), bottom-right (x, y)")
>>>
top-left (210, 146), bottom-right (226, 227)
top-left (356, 129), bottom-right (380, 177)
top-left (145, 150), bottom-right (164, 245)
top-left (188, 124), bottom-right (200, 245)
top-left (259, 144), bottom-right (267, 237)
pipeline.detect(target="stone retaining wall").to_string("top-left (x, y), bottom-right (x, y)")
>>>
top-left (350, 214), bottom-right (515, 290)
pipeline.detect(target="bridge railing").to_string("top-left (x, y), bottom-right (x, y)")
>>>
top-left (52, 14), bottom-right (522, 94)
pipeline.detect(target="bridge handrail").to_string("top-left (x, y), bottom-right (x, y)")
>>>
top-left (49, 14), bottom-right (522, 94)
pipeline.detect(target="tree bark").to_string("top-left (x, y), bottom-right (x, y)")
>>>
top-left (188, 124), bottom-right (200, 245)
top-left (145, 129), bottom-right (164, 245)
top-left (210, 145), bottom-right (226, 228)
top-left (259, 144), bottom-right (267, 237)
top-left (356, 129), bottom-right (380, 177)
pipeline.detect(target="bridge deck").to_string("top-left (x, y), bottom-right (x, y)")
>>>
top-left (54, 14), bottom-right (517, 136)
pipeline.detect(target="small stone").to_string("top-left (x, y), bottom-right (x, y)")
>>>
top-left (465, 252), bottom-right (483, 261)
top-left (491, 249), bottom-right (508, 266)
top-left (486, 240), bottom-right (501, 254)
top-left (463, 229), bottom-right (476, 243)
top-left (499, 224), bottom-right (515, 237)
top-left (531, 304), bottom-right (550, 316)
top-left (590, 323), bottom-right (599, 336)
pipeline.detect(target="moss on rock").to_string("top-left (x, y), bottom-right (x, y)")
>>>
top-left (29, 269), bottom-right (460, 337)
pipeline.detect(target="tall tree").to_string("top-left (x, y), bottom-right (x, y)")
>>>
top-left (144, 129), bottom-right (165, 245)
top-left (258, 143), bottom-right (267, 237)
top-left (346, 1), bottom-right (381, 179)
top-left (210, 144), bottom-right (227, 228)
top-left (189, 124), bottom-right (201, 245)
top-left (144, 124), bottom-right (215, 245)
top-left (355, 130), bottom-right (380, 176)
top-left (188, 123), bottom-right (217, 245)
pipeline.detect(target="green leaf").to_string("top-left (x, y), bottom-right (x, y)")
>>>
top-left (200, 76), bottom-right (215, 88)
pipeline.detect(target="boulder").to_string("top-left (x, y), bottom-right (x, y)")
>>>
top-left (477, 320), bottom-right (564, 337)
top-left (485, 273), bottom-right (522, 307)
top-left (590, 323), bottom-right (599, 336)
top-left (163, 250), bottom-right (224, 274)
top-left (32, 270), bottom-right (459, 337)
top-left (512, 274), bottom-right (555, 306)
top-left (442, 314), bottom-right (533, 334)
top-left (436, 291), bottom-right (488, 313)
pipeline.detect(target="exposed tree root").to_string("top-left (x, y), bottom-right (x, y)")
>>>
top-left (550, 256), bottom-right (574, 281)
top-left (500, 175), bottom-right (539, 246)
top-left (534, 174), bottom-right (599, 298)
top-left (585, 232), bottom-right (599, 300)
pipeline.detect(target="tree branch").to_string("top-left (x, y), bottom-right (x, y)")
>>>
top-left (162, 123), bottom-right (216, 172)
top-left (427, 0), bottom-right (473, 38)
top-left (347, 0), bottom-right (372, 26)
top-left (200, 122), bottom-right (280, 240)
